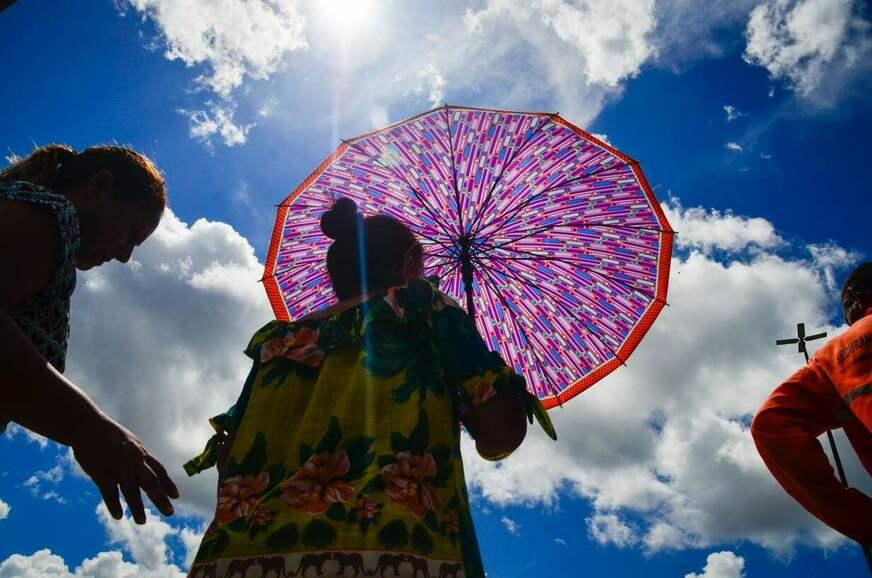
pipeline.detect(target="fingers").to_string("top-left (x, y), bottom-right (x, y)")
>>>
top-left (120, 470), bottom-right (147, 525)
top-left (95, 476), bottom-right (123, 520)
top-left (136, 459), bottom-right (175, 517)
top-left (146, 454), bottom-right (180, 500)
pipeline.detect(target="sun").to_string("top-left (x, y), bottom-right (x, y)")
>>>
top-left (315, 0), bottom-right (378, 38)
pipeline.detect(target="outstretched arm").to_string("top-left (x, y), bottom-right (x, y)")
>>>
top-left (0, 200), bottom-right (178, 524)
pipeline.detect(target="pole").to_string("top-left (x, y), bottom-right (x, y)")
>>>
top-left (778, 324), bottom-right (872, 574)
top-left (800, 347), bottom-right (851, 485)
top-left (459, 236), bottom-right (476, 322)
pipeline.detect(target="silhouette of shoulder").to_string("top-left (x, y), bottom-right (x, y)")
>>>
top-left (0, 198), bottom-right (61, 308)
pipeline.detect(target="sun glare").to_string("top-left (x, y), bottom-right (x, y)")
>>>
top-left (317, 0), bottom-right (377, 38)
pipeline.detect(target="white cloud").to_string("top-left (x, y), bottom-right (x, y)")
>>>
top-left (0, 498), bottom-right (9, 520)
top-left (554, 537), bottom-right (567, 545)
top-left (501, 516), bottom-right (521, 535)
top-left (454, 0), bottom-right (656, 124)
top-left (587, 513), bottom-right (638, 547)
top-left (414, 64), bottom-right (446, 107)
top-left (808, 242), bottom-right (864, 292)
top-left (461, 198), bottom-right (867, 555)
top-left (4, 423), bottom-right (48, 448)
top-left (685, 551), bottom-right (746, 578)
top-left (120, 0), bottom-right (307, 146)
top-left (122, 0), bottom-right (306, 98)
top-left (0, 504), bottom-right (199, 577)
top-left (65, 209), bottom-right (272, 517)
top-left (743, 0), bottom-right (872, 102)
top-left (180, 102), bottom-right (254, 148)
top-left (723, 105), bottom-right (747, 122)
top-left (663, 199), bottom-right (783, 254)
top-left (725, 142), bottom-right (744, 152)
top-left (22, 460), bottom-right (66, 503)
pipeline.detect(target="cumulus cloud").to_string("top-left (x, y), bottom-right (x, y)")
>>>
top-left (0, 498), bottom-right (9, 520)
top-left (0, 505), bottom-right (198, 577)
top-left (454, 0), bottom-right (656, 124)
top-left (743, 0), bottom-right (872, 102)
top-left (461, 198), bottom-right (867, 555)
top-left (65, 209), bottom-right (272, 517)
top-left (663, 199), bottom-right (783, 254)
top-left (685, 551), bottom-right (746, 578)
top-left (587, 513), bottom-right (638, 548)
top-left (725, 142), bottom-right (744, 152)
top-left (120, 0), bottom-right (307, 146)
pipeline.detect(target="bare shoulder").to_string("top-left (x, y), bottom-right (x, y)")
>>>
top-left (0, 199), bottom-right (61, 308)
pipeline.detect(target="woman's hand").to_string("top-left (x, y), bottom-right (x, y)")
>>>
top-left (71, 416), bottom-right (179, 524)
top-left (463, 388), bottom-right (528, 460)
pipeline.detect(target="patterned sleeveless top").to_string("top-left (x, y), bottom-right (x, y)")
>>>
top-left (1, 181), bottom-right (80, 372)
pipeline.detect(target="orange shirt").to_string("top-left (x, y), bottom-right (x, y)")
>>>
top-left (752, 313), bottom-right (872, 544)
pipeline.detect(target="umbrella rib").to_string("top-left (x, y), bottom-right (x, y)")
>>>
top-left (477, 250), bottom-right (655, 299)
top-left (475, 264), bottom-right (565, 400)
top-left (474, 257), bottom-right (627, 368)
top-left (475, 159), bottom-right (631, 240)
top-left (473, 257), bottom-right (600, 326)
top-left (427, 255), bottom-right (459, 273)
top-left (482, 219), bottom-right (667, 254)
top-left (467, 115), bottom-right (554, 240)
top-left (439, 107), bottom-right (465, 236)
top-left (412, 229), bottom-right (456, 252)
top-left (346, 141), bottom-right (457, 239)
top-left (271, 260), bottom-right (327, 278)
top-left (428, 258), bottom-right (462, 287)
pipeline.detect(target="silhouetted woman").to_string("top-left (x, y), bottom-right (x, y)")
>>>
top-left (0, 144), bottom-right (178, 524)
top-left (186, 197), bottom-right (555, 578)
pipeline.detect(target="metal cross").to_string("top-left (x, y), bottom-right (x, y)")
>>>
top-left (776, 322), bottom-right (827, 361)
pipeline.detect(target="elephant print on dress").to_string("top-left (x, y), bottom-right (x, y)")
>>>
top-left (438, 561), bottom-right (463, 578)
top-left (367, 553), bottom-right (407, 576)
top-left (293, 552), bottom-right (333, 577)
top-left (405, 555), bottom-right (431, 578)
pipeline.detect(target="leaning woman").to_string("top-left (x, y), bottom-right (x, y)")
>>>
top-left (0, 144), bottom-right (179, 524)
top-left (186, 198), bottom-right (555, 578)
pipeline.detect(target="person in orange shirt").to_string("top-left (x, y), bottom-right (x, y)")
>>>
top-left (752, 262), bottom-right (872, 544)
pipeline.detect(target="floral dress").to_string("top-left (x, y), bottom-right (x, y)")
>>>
top-left (185, 279), bottom-right (555, 578)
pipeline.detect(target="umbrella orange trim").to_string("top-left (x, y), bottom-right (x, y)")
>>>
top-left (264, 143), bottom-right (350, 321)
top-left (539, 116), bottom-right (674, 409)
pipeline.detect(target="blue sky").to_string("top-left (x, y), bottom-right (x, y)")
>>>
top-left (1, 0), bottom-right (871, 577)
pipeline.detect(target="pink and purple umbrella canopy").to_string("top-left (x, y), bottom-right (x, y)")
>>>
top-left (265, 105), bottom-right (673, 409)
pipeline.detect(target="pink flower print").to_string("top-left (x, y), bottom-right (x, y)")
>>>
top-left (280, 450), bottom-right (356, 516)
top-left (216, 473), bottom-right (270, 524)
top-left (381, 451), bottom-right (443, 519)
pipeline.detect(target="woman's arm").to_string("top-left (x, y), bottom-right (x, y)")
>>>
top-left (0, 201), bottom-right (179, 523)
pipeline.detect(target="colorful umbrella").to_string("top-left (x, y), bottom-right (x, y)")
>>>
top-left (264, 105), bottom-right (673, 409)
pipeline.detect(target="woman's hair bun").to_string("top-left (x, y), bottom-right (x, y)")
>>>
top-left (320, 197), bottom-right (361, 241)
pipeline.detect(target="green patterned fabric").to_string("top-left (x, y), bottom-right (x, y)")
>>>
top-left (1, 181), bottom-right (80, 372)
top-left (186, 279), bottom-right (554, 578)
